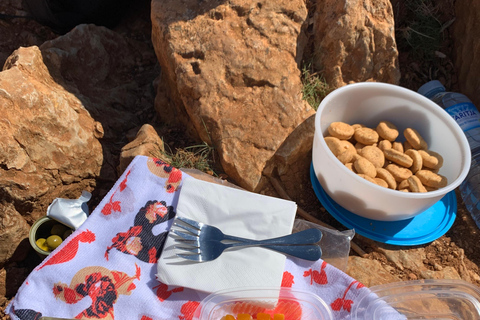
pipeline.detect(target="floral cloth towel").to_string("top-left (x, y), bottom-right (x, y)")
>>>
top-left (7, 156), bottom-right (398, 320)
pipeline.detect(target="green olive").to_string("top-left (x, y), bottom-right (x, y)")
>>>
top-left (46, 235), bottom-right (63, 250)
top-left (51, 224), bottom-right (68, 236)
top-left (63, 229), bottom-right (73, 240)
top-left (36, 238), bottom-right (50, 251)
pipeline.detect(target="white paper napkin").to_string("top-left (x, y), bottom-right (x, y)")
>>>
top-left (156, 176), bottom-right (297, 293)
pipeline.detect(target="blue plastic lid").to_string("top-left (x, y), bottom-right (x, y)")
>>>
top-left (418, 80), bottom-right (446, 99)
top-left (310, 164), bottom-right (457, 245)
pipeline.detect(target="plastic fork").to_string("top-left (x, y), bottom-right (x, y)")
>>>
top-left (175, 240), bottom-right (322, 262)
top-left (171, 216), bottom-right (323, 261)
top-left (171, 216), bottom-right (322, 245)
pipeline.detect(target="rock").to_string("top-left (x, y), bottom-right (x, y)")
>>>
top-left (0, 269), bottom-right (5, 305)
top-left (118, 124), bottom-right (167, 175)
top-left (0, 204), bottom-right (31, 263)
top-left (377, 246), bottom-right (427, 272)
top-left (38, 23), bottom-right (159, 182)
top-left (264, 114), bottom-right (315, 202)
top-left (347, 256), bottom-right (401, 286)
top-left (0, 45), bottom-right (103, 262)
top-left (420, 266), bottom-right (462, 280)
top-left (151, 0), bottom-right (315, 191)
top-left (39, 24), bottom-right (153, 142)
top-left (453, 0), bottom-right (480, 108)
top-left (313, 0), bottom-right (400, 89)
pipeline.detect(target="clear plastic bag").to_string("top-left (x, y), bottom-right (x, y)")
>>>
top-left (293, 219), bottom-right (354, 272)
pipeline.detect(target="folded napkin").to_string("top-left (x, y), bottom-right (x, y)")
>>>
top-left (156, 176), bottom-right (298, 293)
top-left (7, 156), bottom-right (403, 320)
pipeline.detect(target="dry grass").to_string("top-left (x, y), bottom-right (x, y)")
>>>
top-left (301, 61), bottom-right (330, 111)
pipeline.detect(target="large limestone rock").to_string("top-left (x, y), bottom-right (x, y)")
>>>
top-left (264, 114), bottom-right (315, 203)
top-left (453, 0), bottom-right (480, 108)
top-left (39, 24), bottom-right (155, 143)
top-left (0, 46), bottom-right (103, 262)
top-left (151, 0), bottom-right (315, 191)
top-left (0, 23), bottom-right (157, 266)
top-left (313, 0), bottom-right (400, 89)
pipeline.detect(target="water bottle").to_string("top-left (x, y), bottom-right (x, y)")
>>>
top-left (418, 80), bottom-right (480, 228)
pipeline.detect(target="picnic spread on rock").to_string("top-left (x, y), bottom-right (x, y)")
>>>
top-left (1, 0), bottom-right (480, 319)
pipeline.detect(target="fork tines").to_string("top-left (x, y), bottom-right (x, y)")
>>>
top-left (170, 216), bottom-right (202, 242)
top-left (173, 217), bottom-right (202, 234)
top-left (169, 229), bottom-right (199, 241)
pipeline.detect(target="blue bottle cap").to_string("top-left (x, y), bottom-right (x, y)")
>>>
top-left (418, 80), bottom-right (446, 99)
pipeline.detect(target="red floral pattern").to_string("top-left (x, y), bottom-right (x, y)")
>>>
top-left (303, 261), bottom-right (328, 285)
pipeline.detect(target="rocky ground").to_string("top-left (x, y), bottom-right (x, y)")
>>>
top-left (1, 0), bottom-right (480, 318)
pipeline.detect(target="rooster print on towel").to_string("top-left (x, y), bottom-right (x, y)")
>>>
top-left (35, 230), bottom-right (96, 271)
top-left (53, 265), bottom-right (141, 320)
top-left (105, 200), bottom-right (176, 263)
top-left (101, 169), bottom-right (136, 218)
top-left (147, 157), bottom-right (182, 193)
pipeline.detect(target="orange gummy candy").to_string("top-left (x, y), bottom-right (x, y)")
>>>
top-left (257, 313), bottom-right (271, 320)
top-left (273, 314), bottom-right (285, 320)
top-left (237, 314), bottom-right (253, 320)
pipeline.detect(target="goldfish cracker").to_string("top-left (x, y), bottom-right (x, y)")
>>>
top-left (376, 167), bottom-right (397, 190)
top-left (345, 162), bottom-right (355, 172)
top-left (359, 145), bottom-right (385, 168)
top-left (354, 141), bottom-right (367, 152)
top-left (404, 128), bottom-right (428, 150)
top-left (354, 157), bottom-right (377, 178)
top-left (377, 139), bottom-right (392, 151)
top-left (374, 177), bottom-right (389, 188)
top-left (357, 173), bottom-right (377, 184)
top-left (328, 121), bottom-right (355, 140)
top-left (376, 120), bottom-right (399, 141)
top-left (407, 175), bottom-right (428, 193)
top-left (405, 149), bottom-right (423, 174)
top-left (386, 163), bottom-right (413, 182)
top-left (392, 141), bottom-right (404, 153)
top-left (383, 148), bottom-right (413, 168)
top-left (324, 136), bottom-right (347, 157)
top-left (418, 149), bottom-right (444, 170)
top-left (397, 179), bottom-right (410, 190)
top-left (354, 127), bottom-right (379, 145)
top-left (352, 123), bottom-right (365, 130)
top-left (336, 141), bottom-right (357, 164)
top-left (415, 170), bottom-right (448, 189)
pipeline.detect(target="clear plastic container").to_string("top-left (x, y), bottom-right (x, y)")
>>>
top-left (194, 287), bottom-right (333, 320)
top-left (352, 279), bottom-right (480, 320)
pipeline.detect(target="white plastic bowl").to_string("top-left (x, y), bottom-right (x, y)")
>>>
top-left (312, 82), bottom-right (471, 221)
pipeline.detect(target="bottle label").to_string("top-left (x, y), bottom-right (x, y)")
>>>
top-left (445, 102), bottom-right (480, 132)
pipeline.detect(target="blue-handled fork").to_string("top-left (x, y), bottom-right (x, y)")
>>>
top-left (170, 216), bottom-right (323, 262)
